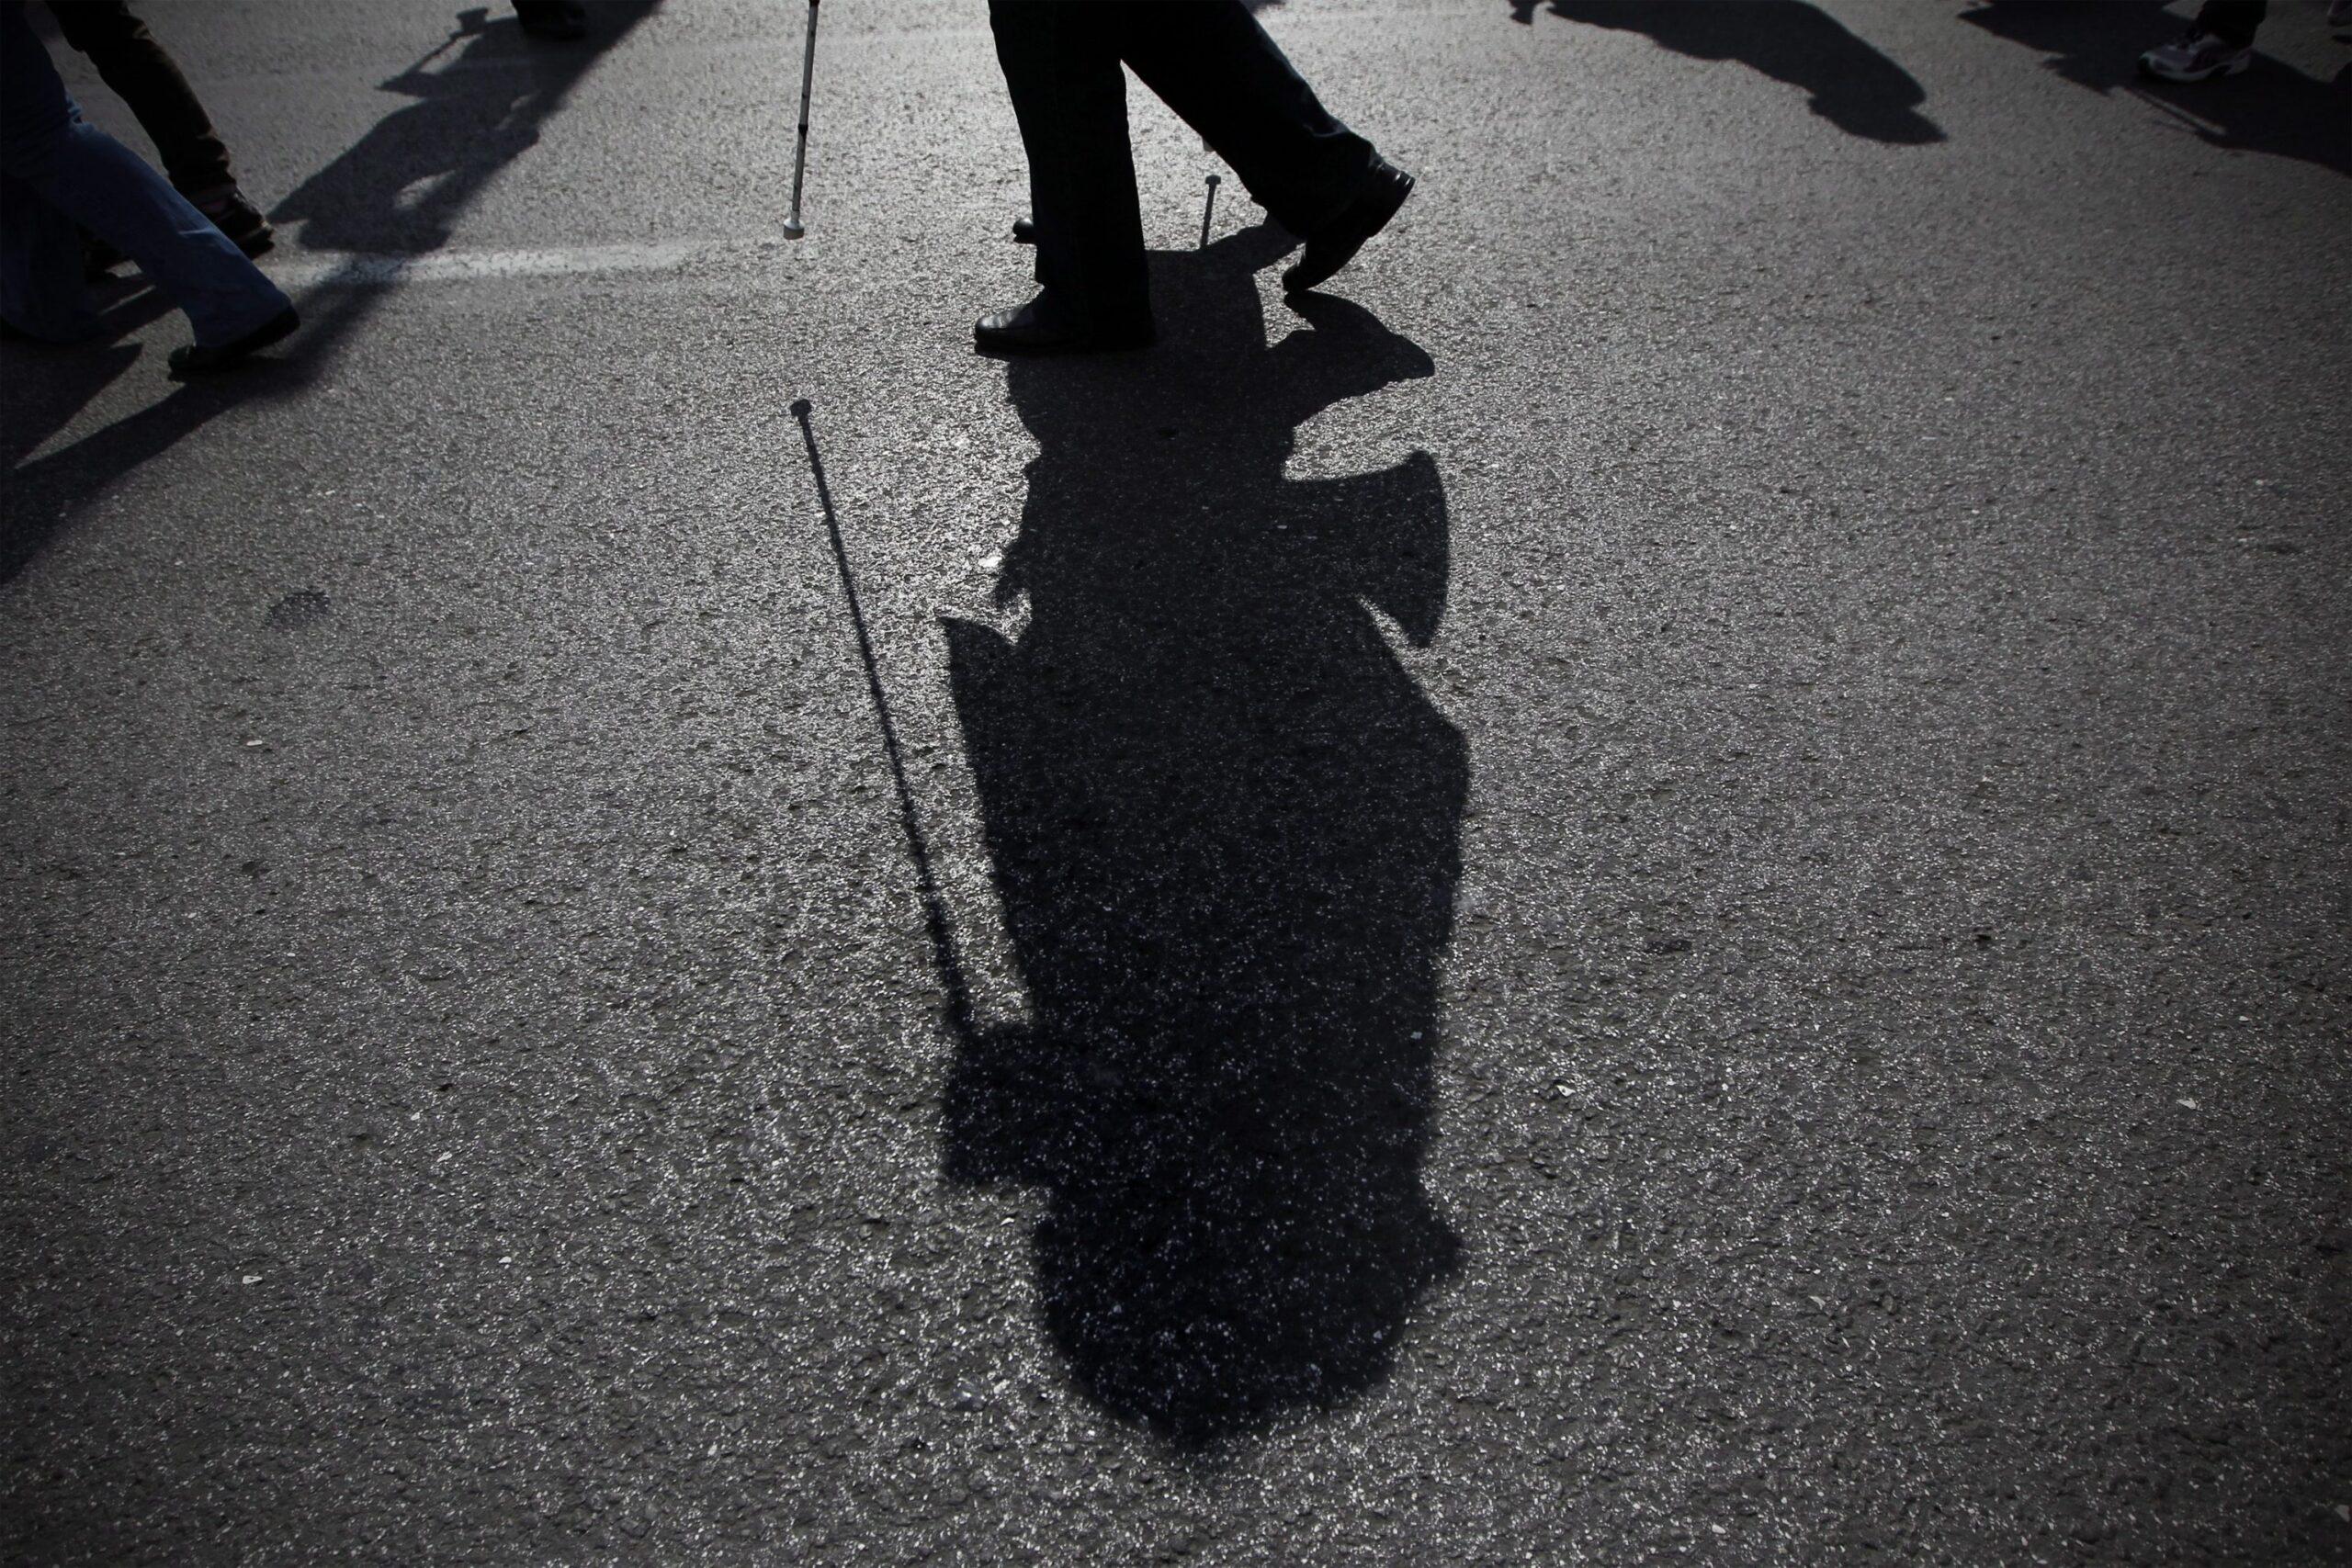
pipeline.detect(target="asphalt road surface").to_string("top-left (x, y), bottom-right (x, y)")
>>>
top-left (5, 1), bottom-right (2348, 1562)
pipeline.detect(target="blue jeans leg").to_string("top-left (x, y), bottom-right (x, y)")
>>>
top-left (0, 159), bottom-right (95, 342)
top-left (0, 3), bottom-right (287, 346)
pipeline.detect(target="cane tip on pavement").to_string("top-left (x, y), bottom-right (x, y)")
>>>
top-left (790, 398), bottom-right (812, 420)
top-left (783, 219), bottom-right (806, 241)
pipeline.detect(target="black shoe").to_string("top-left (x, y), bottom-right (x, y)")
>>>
top-left (1012, 216), bottom-right (1037, 244)
top-left (974, 296), bottom-right (1153, 355)
top-left (514, 0), bottom-right (588, 39)
top-left (168, 306), bottom-right (298, 378)
top-left (190, 186), bottom-right (275, 257)
top-left (1281, 160), bottom-right (1413, 296)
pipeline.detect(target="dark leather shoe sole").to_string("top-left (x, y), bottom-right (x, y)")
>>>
top-left (168, 306), bottom-right (299, 377)
top-left (973, 314), bottom-right (1154, 355)
top-left (1282, 165), bottom-right (1414, 296)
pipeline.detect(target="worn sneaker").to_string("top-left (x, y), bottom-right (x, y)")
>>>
top-left (2139, 28), bottom-right (2253, 81)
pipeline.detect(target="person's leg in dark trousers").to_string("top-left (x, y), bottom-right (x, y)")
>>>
top-left (981, 0), bottom-right (1410, 347)
top-left (1109, 1), bottom-right (1376, 240)
top-left (2193, 0), bottom-right (2266, 47)
top-left (46, 0), bottom-right (270, 256)
top-left (988, 0), bottom-right (1151, 339)
top-left (47, 1), bottom-right (232, 197)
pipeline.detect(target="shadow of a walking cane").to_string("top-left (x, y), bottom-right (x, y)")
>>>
top-left (792, 397), bottom-right (978, 1047)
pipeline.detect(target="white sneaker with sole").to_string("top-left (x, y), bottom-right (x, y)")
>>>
top-left (2140, 28), bottom-right (2253, 80)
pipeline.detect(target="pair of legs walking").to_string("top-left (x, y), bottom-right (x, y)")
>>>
top-left (48, 0), bottom-right (272, 254)
top-left (983, 0), bottom-right (1411, 351)
top-left (0, 2), bottom-right (291, 367)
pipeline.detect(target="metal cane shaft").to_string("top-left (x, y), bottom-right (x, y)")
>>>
top-left (788, 0), bottom-right (820, 227)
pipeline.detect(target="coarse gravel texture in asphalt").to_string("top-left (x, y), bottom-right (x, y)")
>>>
top-left (4, 1), bottom-right (2348, 1563)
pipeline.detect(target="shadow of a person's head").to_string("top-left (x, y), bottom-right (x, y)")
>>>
top-left (1541, 0), bottom-right (1944, 145)
top-left (271, 1), bottom-right (662, 255)
top-left (944, 230), bottom-right (1464, 1447)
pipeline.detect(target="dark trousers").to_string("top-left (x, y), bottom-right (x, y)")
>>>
top-left (989, 0), bottom-right (1377, 329)
top-left (2195, 0), bottom-right (2266, 47)
top-left (48, 0), bottom-right (233, 197)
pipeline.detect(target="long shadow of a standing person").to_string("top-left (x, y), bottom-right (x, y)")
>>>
top-left (1520, 0), bottom-right (1944, 145)
top-left (5, 5), bottom-right (658, 586)
top-left (942, 228), bottom-right (1464, 1448)
top-left (273, 1), bottom-right (659, 256)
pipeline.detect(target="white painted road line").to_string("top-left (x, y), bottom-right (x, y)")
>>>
top-left (267, 240), bottom-right (783, 289)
